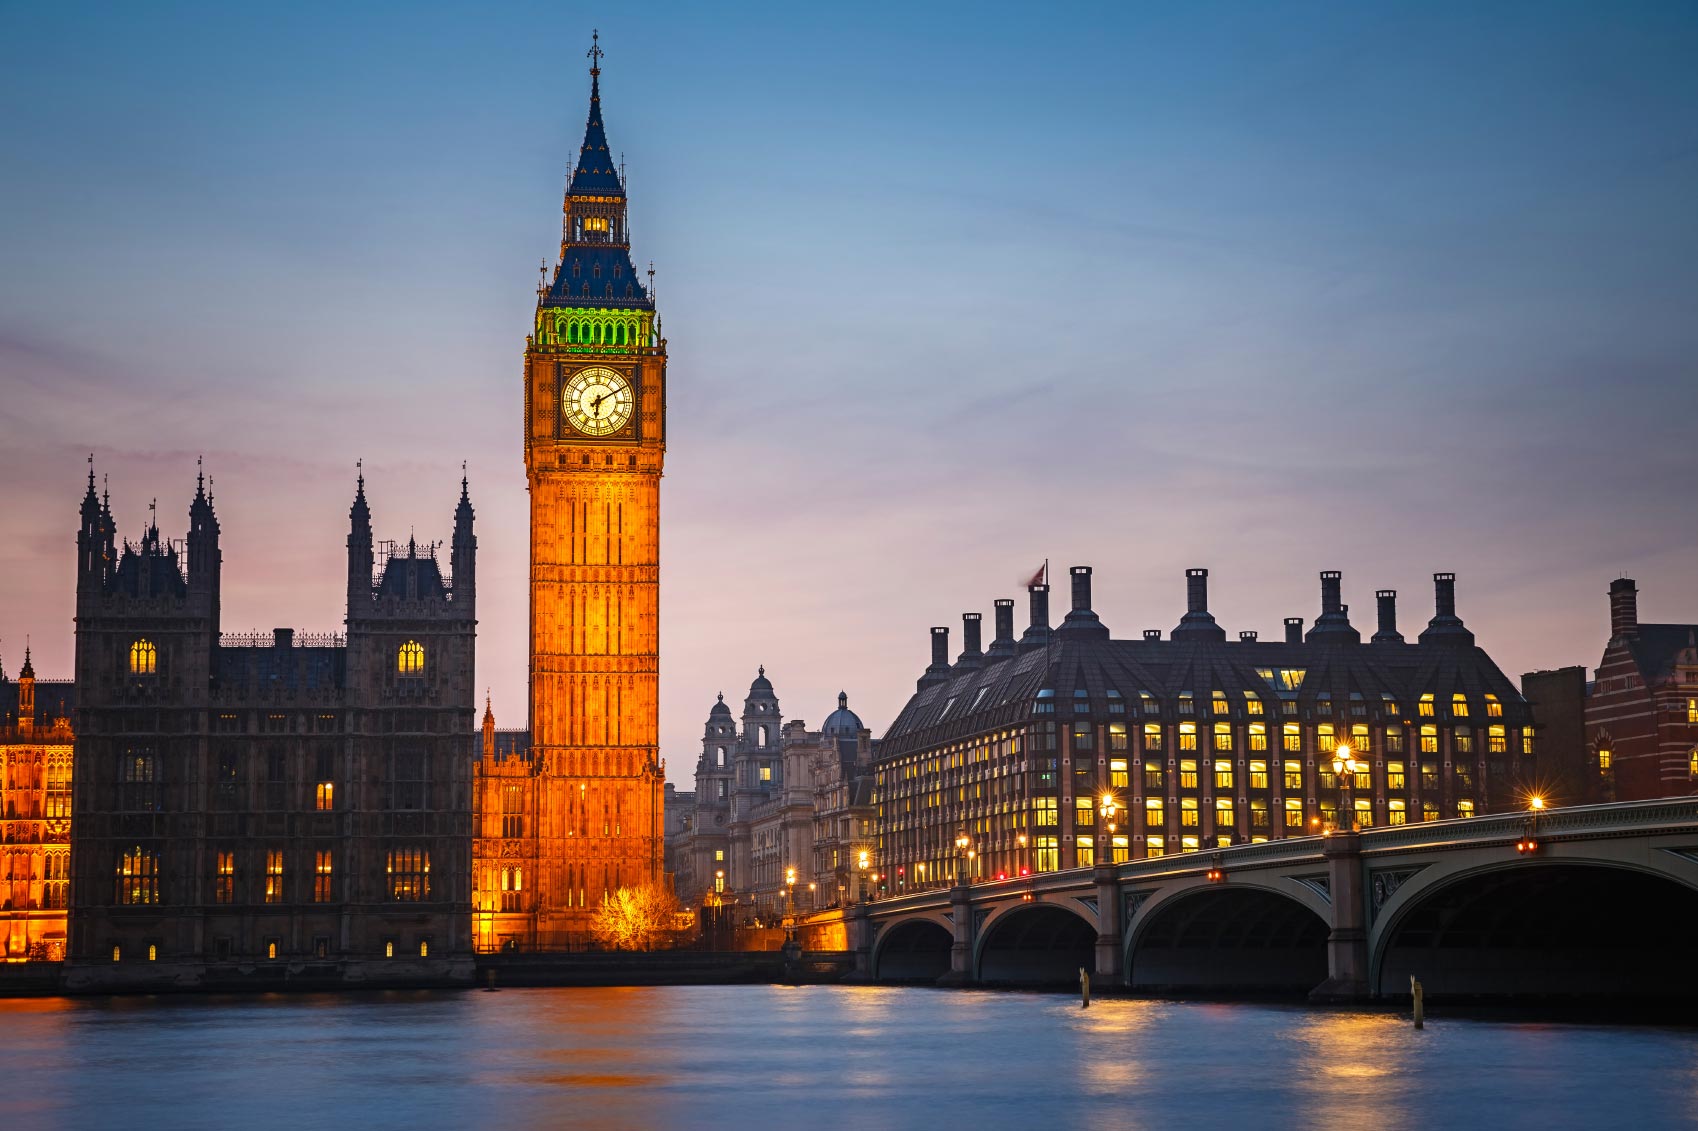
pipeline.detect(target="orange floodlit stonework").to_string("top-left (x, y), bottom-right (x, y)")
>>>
top-left (472, 43), bottom-right (665, 950)
top-left (0, 649), bottom-right (72, 961)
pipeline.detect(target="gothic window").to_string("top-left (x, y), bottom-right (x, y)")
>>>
top-left (389, 751), bottom-right (427, 810)
top-left (215, 852), bottom-right (234, 904)
top-left (314, 851), bottom-right (333, 903)
top-left (129, 639), bottom-right (157, 675)
top-left (582, 282), bottom-right (590, 297)
top-left (264, 850), bottom-right (284, 903)
top-left (117, 847), bottom-right (159, 905)
top-left (121, 749), bottom-right (157, 811)
top-left (388, 847), bottom-right (431, 901)
top-left (501, 785), bottom-right (523, 838)
top-left (605, 284), bottom-right (614, 298)
top-left (593, 262), bottom-right (602, 278)
top-left (572, 261), bottom-right (581, 278)
top-left (501, 866), bottom-right (523, 912)
top-left (398, 640), bottom-right (426, 675)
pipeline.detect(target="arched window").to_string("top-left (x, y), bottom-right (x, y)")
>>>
top-left (398, 640), bottom-right (425, 675)
top-left (129, 639), bottom-right (157, 675)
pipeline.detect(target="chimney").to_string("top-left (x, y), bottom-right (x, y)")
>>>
top-left (1284, 617), bottom-right (1304, 644)
top-left (1306, 571), bottom-right (1360, 644)
top-left (1609, 578), bottom-right (1639, 640)
top-left (986, 599), bottom-right (1017, 659)
top-left (1058, 566), bottom-right (1109, 640)
top-left (1172, 567), bottom-right (1225, 641)
top-left (1418, 572), bottom-right (1474, 647)
top-left (1372, 589), bottom-right (1404, 644)
top-left (274, 627), bottom-right (294, 650)
top-left (1143, 629), bottom-right (1162, 641)
top-left (1239, 630), bottom-right (1258, 642)
top-left (918, 626), bottom-right (952, 690)
top-left (956, 612), bottom-right (985, 670)
top-left (1018, 584), bottom-right (1052, 652)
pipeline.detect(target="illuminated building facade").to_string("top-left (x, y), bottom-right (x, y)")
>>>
top-left (472, 42), bottom-right (665, 949)
top-left (0, 647), bottom-right (73, 961)
top-left (875, 567), bottom-right (1537, 885)
top-left (65, 466), bottom-right (476, 989)
top-left (1580, 578), bottom-right (1698, 800)
top-left (677, 675), bottom-right (876, 920)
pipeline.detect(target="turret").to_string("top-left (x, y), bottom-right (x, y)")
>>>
top-left (77, 457), bottom-right (107, 593)
top-left (347, 465), bottom-right (373, 612)
top-left (453, 467), bottom-right (476, 615)
top-left (482, 692), bottom-right (496, 760)
top-left (187, 459), bottom-right (221, 637)
top-left (17, 643), bottom-right (35, 733)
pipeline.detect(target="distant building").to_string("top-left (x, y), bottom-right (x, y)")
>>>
top-left (0, 646), bottom-right (73, 960)
top-left (874, 567), bottom-right (1537, 887)
top-left (675, 673), bottom-right (876, 921)
top-left (65, 465), bottom-right (476, 989)
top-left (1582, 578), bottom-right (1698, 800)
top-left (1520, 665), bottom-right (1599, 806)
top-left (662, 782), bottom-right (695, 883)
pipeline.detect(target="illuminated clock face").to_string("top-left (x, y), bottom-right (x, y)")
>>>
top-left (562, 366), bottom-right (634, 437)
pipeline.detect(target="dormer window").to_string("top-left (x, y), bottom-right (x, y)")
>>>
top-left (572, 262), bottom-right (581, 278)
top-left (613, 265), bottom-right (622, 278)
top-left (592, 262), bottom-right (602, 278)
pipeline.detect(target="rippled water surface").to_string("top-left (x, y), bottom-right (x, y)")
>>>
top-left (2, 986), bottom-right (1696, 1130)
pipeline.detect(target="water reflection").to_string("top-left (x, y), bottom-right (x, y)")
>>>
top-left (0, 988), bottom-right (1694, 1130)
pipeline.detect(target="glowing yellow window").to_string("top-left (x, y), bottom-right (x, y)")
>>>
top-left (1283, 760), bottom-right (1303, 790)
top-left (1178, 723), bottom-right (1198, 751)
top-left (385, 940), bottom-right (395, 958)
top-left (1145, 798), bottom-right (1164, 825)
top-left (129, 639), bottom-right (157, 674)
top-left (1388, 799), bottom-right (1407, 825)
top-left (215, 852), bottom-right (234, 904)
top-left (1352, 724), bottom-right (1369, 750)
top-left (1486, 694), bottom-right (1503, 718)
top-left (1488, 725), bottom-right (1506, 754)
top-left (1249, 723), bottom-right (1267, 752)
top-left (1452, 693), bottom-right (1469, 717)
top-left (1387, 761), bottom-right (1406, 789)
top-left (1689, 748), bottom-right (1698, 778)
top-left (1420, 725), bottom-right (1439, 754)
top-left (1249, 760), bottom-right (1268, 789)
top-left (583, 216), bottom-right (609, 233)
top-left (1318, 723), bottom-right (1337, 752)
top-left (1213, 723), bottom-right (1233, 752)
top-left (1181, 798), bottom-right (1199, 827)
top-left (1146, 835), bottom-right (1165, 858)
top-left (419, 940), bottom-right (429, 958)
top-left (1598, 747), bottom-right (1612, 770)
top-left (1456, 799), bottom-right (1476, 819)
top-left (1211, 694), bottom-right (1230, 716)
top-left (264, 850), bottom-right (284, 904)
top-left (148, 944), bottom-right (157, 962)
top-left (1109, 759), bottom-right (1128, 788)
top-left (314, 851), bottom-right (333, 903)
top-left (1143, 723), bottom-right (1164, 749)
top-left (316, 781), bottom-right (334, 811)
top-left (1244, 693), bottom-right (1264, 716)
top-left (1419, 693), bottom-right (1435, 717)
top-left (1035, 797), bottom-right (1058, 827)
top-left (1284, 798), bottom-right (1304, 828)
top-left (398, 640), bottom-right (425, 674)
top-left (1215, 798), bottom-right (1235, 828)
top-left (1179, 760), bottom-right (1199, 789)
top-left (1523, 731), bottom-right (1535, 755)
top-left (267, 940), bottom-right (278, 960)
top-left (1688, 699), bottom-right (1698, 724)
top-left (1282, 723), bottom-right (1302, 752)
top-left (1181, 835), bottom-right (1200, 853)
top-left (112, 946), bottom-right (122, 963)
top-left (1214, 762), bottom-right (1233, 790)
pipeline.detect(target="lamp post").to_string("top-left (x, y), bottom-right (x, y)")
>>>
top-left (1330, 743), bottom-right (1360, 832)
top-left (1099, 792), bottom-right (1119, 864)
top-left (784, 865), bottom-right (797, 939)
top-left (856, 848), bottom-right (871, 902)
top-left (955, 830), bottom-right (973, 886)
top-left (1016, 832), bottom-right (1029, 877)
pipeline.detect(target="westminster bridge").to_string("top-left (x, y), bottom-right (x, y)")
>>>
top-left (813, 799), bottom-right (1698, 1000)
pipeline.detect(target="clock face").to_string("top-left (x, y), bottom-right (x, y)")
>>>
top-left (561, 366), bottom-right (634, 437)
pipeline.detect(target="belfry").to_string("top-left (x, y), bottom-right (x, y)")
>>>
top-left (475, 34), bottom-right (666, 949)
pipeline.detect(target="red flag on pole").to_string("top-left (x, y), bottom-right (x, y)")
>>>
top-left (1024, 561), bottom-right (1047, 588)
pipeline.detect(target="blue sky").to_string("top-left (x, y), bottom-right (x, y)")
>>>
top-left (3, 1), bottom-right (1696, 781)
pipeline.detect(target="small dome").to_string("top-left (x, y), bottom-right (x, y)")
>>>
top-left (749, 664), bottom-right (773, 693)
top-left (822, 691), bottom-right (862, 738)
top-left (709, 692), bottom-right (731, 718)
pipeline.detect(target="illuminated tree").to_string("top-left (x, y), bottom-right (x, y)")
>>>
top-left (589, 884), bottom-right (682, 951)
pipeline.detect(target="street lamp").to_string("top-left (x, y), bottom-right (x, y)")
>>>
top-left (1016, 832), bottom-right (1029, 877)
top-left (1099, 792), bottom-right (1119, 865)
top-left (1331, 742), bottom-right (1360, 832)
top-left (784, 865), bottom-right (797, 940)
top-left (955, 830), bottom-right (972, 885)
top-left (856, 848), bottom-right (871, 902)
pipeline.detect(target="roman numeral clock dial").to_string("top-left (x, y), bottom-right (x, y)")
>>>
top-left (562, 366), bottom-right (634, 437)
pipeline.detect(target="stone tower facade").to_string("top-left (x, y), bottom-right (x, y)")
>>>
top-left (518, 42), bottom-right (665, 946)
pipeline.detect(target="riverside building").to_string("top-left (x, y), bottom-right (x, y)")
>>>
top-left (874, 567), bottom-right (1536, 885)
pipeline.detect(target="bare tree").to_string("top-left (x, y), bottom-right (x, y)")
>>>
top-left (590, 885), bottom-right (682, 951)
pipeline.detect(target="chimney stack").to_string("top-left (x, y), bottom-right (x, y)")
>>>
top-left (986, 599), bottom-right (1017, 659)
top-left (1143, 629), bottom-right (1161, 641)
top-left (1058, 566), bottom-right (1109, 640)
top-left (1372, 589), bottom-right (1404, 644)
top-left (918, 626), bottom-right (952, 690)
top-left (1417, 572), bottom-right (1474, 647)
top-left (1306, 571), bottom-right (1360, 643)
top-left (956, 612), bottom-right (985, 670)
top-left (1609, 577), bottom-right (1639, 640)
top-left (1172, 567), bottom-right (1226, 641)
top-left (1284, 617), bottom-right (1304, 644)
top-left (1320, 571), bottom-right (1342, 615)
top-left (1018, 584), bottom-right (1052, 652)
top-left (1239, 630), bottom-right (1258, 642)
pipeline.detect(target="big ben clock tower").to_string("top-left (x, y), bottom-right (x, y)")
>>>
top-left (523, 35), bottom-right (664, 945)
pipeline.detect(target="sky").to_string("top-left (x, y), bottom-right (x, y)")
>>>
top-left (2, 1), bottom-right (1696, 786)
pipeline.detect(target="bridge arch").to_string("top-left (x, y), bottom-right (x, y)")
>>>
top-left (974, 900), bottom-right (1098, 986)
top-left (1372, 856), bottom-right (1698, 1001)
top-left (871, 914), bottom-right (953, 983)
top-left (1126, 880), bottom-right (1330, 994)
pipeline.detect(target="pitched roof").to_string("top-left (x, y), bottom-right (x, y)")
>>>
top-left (1624, 623), bottom-right (1698, 685)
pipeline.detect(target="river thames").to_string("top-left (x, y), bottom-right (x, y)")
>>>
top-left (1, 986), bottom-right (1695, 1130)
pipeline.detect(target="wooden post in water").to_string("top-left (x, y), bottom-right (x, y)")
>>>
top-left (486, 968), bottom-right (498, 992)
top-left (1079, 967), bottom-right (1091, 1009)
top-left (1410, 974), bottom-right (1423, 1029)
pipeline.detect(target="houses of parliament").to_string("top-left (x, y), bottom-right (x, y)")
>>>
top-left (0, 42), bottom-right (665, 981)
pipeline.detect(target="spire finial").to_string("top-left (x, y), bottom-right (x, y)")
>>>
top-left (356, 457), bottom-right (364, 489)
top-left (461, 459), bottom-right (468, 493)
top-left (87, 452), bottom-right (95, 490)
top-left (149, 496), bottom-right (157, 531)
top-left (197, 454), bottom-right (204, 491)
top-left (588, 28), bottom-right (603, 77)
